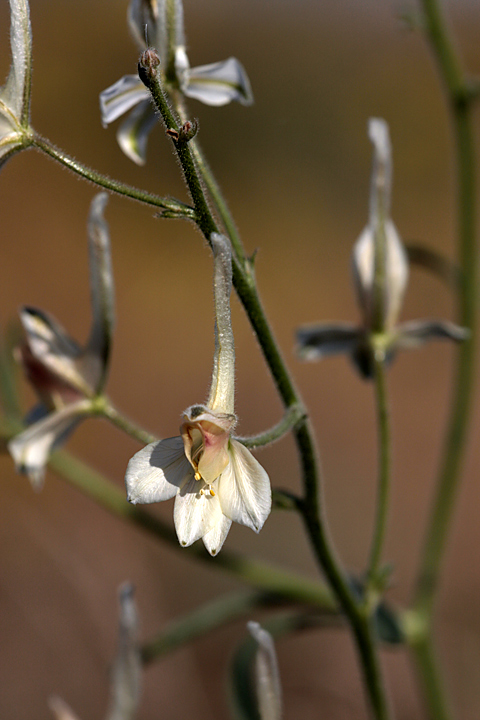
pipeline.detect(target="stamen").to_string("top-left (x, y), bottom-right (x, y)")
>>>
top-left (194, 471), bottom-right (202, 481)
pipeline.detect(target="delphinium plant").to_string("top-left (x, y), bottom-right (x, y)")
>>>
top-left (1, 0), bottom-right (478, 719)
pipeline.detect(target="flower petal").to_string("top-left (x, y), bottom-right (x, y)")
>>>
top-left (116, 100), bottom-right (158, 166)
top-left (352, 220), bottom-right (408, 331)
top-left (99, 75), bottom-right (150, 127)
top-left (202, 514), bottom-right (232, 556)
top-left (174, 474), bottom-right (223, 547)
top-left (296, 323), bottom-right (361, 361)
top-left (86, 193), bottom-right (115, 388)
top-left (8, 399), bottom-right (91, 489)
top-left (19, 306), bottom-right (93, 397)
top-left (394, 319), bottom-right (469, 348)
top-left (217, 439), bottom-right (271, 532)
top-left (125, 436), bottom-right (190, 505)
top-left (183, 57), bottom-right (253, 107)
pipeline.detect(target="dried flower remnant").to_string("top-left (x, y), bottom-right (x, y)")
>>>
top-left (0, 0), bottom-right (33, 166)
top-left (125, 233), bottom-right (271, 556)
top-left (8, 194), bottom-right (115, 487)
top-left (297, 118), bottom-right (467, 378)
top-left (100, 0), bottom-right (253, 164)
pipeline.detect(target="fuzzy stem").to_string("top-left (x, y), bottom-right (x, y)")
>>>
top-left (95, 398), bottom-right (158, 446)
top-left (32, 134), bottom-right (195, 216)
top-left (236, 403), bottom-right (306, 448)
top-left (139, 53), bottom-right (392, 719)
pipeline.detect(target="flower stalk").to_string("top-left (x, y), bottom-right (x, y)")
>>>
top-left (138, 47), bottom-right (391, 719)
top-left (32, 134), bottom-right (195, 217)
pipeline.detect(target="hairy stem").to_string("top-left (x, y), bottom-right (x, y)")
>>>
top-left (139, 53), bottom-right (391, 719)
top-left (236, 403), bottom-right (306, 448)
top-left (33, 134), bottom-right (195, 216)
top-left (94, 398), bottom-right (158, 446)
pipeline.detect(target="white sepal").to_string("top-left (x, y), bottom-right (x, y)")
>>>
top-left (100, 76), bottom-right (150, 127)
top-left (174, 474), bottom-right (224, 546)
top-left (184, 57), bottom-right (254, 107)
top-left (218, 439), bottom-right (272, 532)
top-left (202, 514), bottom-right (232, 556)
top-left (8, 399), bottom-right (92, 489)
top-left (116, 99), bottom-right (158, 166)
top-left (125, 436), bottom-right (189, 504)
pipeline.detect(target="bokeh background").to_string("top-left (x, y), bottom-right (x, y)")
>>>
top-left (1, 0), bottom-right (480, 718)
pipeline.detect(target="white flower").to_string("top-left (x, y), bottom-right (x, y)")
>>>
top-left (49, 583), bottom-right (141, 720)
top-left (8, 194), bottom-right (115, 487)
top-left (0, 0), bottom-right (33, 167)
top-left (125, 234), bottom-right (271, 555)
top-left (297, 118), bottom-right (467, 377)
top-left (100, 0), bottom-right (253, 165)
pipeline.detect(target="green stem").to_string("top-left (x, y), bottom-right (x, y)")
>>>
top-left (409, 631), bottom-right (453, 720)
top-left (140, 55), bottom-right (391, 719)
top-left (32, 134), bottom-right (195, 217)
top-left (141, 589), bottom-right (288, 664)
top-left (48, 448), bottom-right (336, 610)
top-left (174, 94), bottom-right (247, 265)
top-left (414, 0), bottom-right (478, 632)
top-left (409, 2), bottom-right (477, 719)
top-left (95, 397), bottom-right (158, 446)
top-left (366, 352), bottom-right (391, 596)
top-left (236, 403), bottom-right (306, 448)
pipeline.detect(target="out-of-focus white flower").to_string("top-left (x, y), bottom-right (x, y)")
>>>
top-left (297, 118), bottom-right (467, 378)
top-left (125, 233), bottom-right (271, 555)
top-left (247, 621), bottom-right (282, 720)
top-left (49, 583), bottom-right (141, 720)
top-left (8, 194), bottom-right (115, 487)
top-left (100, 0), bottom-right (253, 165)
top-left (0, 0), bottom-right (33, 167)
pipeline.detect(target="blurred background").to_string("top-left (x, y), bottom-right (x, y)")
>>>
top-left (1, 0), bottom-right (480, 718)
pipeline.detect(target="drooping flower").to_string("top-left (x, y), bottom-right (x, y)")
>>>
top-left (100, 0), bottom-right (253, 165)
top-left (8, 194), bottom-right (115, 487)
top-left (125, 233), bottom-right (271, 556)
top-left (296, 118), bottom-right (467, 378)
top-left (0, 0), bottom-right (33, 167)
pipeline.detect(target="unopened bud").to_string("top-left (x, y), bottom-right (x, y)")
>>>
top-left (138, 47), bottom-right (161, 86)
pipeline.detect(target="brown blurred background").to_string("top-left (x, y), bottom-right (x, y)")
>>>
top-left (1, 0), bottom-right (480, 718)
